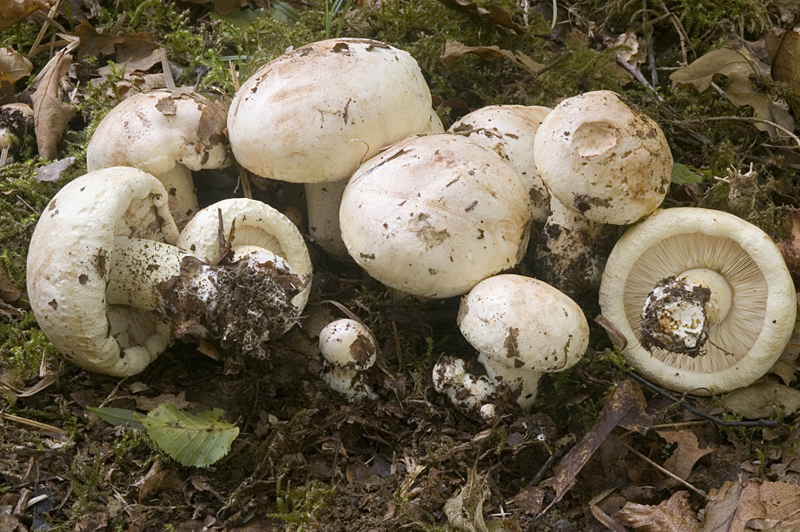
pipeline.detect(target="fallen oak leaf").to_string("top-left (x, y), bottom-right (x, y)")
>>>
top-left (542, 380), bottom-right (649, 514)
top-left (443, 40), bottom-right (545, 75)
top-left (30, 50), bottom-right (75, 159)
top-left (657, 430), bottom-right (713, 481)
top-left (617, 491), bottom-right (702, 532)
top-left (436, 0), bottom-right (529, 36)
top-left (720, 382), bottom-right (800, 419)
top-left (670, 47), bottom-right (794, 139)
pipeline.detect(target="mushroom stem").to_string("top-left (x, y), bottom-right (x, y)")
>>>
top-left (478, 353), bottom-right (542, 410)
top-left (534, 196), bottom-right (614, 299)
top-left (157, 164), bottom-right (200, 228)
top-left (106, 236), bottom-right (302, 356)
top-left (305, 179), bottom-right (349, 258)
top-left (640, 268), bottom-right (732, 357)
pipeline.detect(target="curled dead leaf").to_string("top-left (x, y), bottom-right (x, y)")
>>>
top-left (0, 0), bottom-right (56, 31)
top-left (670, 47), bottom-right (795, 139)
top-left (442, 40), bottom-right (544, 75)
top-left (617, 491), bottom-right (701, 532)
top-left (30, 51), bottom-right (76, 159)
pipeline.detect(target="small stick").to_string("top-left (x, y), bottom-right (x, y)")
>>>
top-left (527, 454), bottom-right (557, 487)
top-left (0, 412), bottom-right (69, 436)
top-left (161, 48), bottom-right (176, 89)
top-left (680, 116), bottom-right (800, 149)
top-left (628, 370), bottom-right (778, 428)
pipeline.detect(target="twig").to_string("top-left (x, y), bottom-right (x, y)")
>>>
top-left (0, 412), bottom-right (69, 436)
top-left (160, 48), bottom-right (176, 89)
top-left (615, 53), bottom-right (664, 102)
top-left (680, 116), bottom-right (800, 149)
top-left (628, 371), bottom-right (779, 428)
top-left (614, 435), bottom-right (709, 499)
top-left (527, 453), bottom-right (557, 487)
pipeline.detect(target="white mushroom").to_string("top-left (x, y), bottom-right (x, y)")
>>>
top-left (449, 104), bottom-right (552, 221)
top-left (437, 274), bottom-right (589, 411)
top-left (177, 198), bottom-right (313, 317)
top-left (339, 133), bottom-right (532, 299)
top-left (432, 356), bottom-right (499, 420)
top-left (599, 207), bottom-right (797, 394)
top-left (532, 90), bottom-right (672, 296)
top-left (319, 319), bottom-right (378, 401)
top-left (227, 38), bottom-right (442, 257)
top-left (27, 167), bottom-right (303, 376)
top-left (87, 88), bottom-right (230, 228)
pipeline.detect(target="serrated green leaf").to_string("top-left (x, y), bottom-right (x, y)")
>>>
top-left (140, 404), bottom-right (239, 467)
top-left (671, 163), bottom-right (704, 185)
top-left (88, 406), bottom-right (146, 430)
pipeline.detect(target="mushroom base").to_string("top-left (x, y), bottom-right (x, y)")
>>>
top-left (159, 253), bottom-right (303, 358)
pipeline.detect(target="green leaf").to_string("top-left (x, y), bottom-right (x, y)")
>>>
top-left (88, 406), bottom-right (146, 430)
top-left (671, 163), bottom-right (704, 185)
top-left (140, 404), bottom-right (239, 467)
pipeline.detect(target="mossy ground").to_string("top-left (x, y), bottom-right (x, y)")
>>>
top-left (1, 0), bottom-right (800, 530)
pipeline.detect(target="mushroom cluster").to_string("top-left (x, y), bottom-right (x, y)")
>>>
top-left (27, 35), bottom-right (791, 409)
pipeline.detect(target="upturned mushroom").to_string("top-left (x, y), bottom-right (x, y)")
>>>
top-left (27, 167), bottom-right (304, 376)
top-left (435, 274), bottom-right (590, 412)
top-left (177, 198), bottom-right (313, 317)
top-left (599, 207), bottom-right (797, 394)
top-left (339, 133), bottom-right (531, 299)
top-left (227, 38), bottom-right (442, 257)
top-left (318, 318), bottom-right (378, 401)
top-left (86, 88), bottom-right (230, 228)
top-left (532, 90), bottom-right (672, 296)
top-left (449, 104), bottom-right (552, 221)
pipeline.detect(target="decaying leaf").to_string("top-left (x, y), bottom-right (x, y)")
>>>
top-left (34, 156), bottom-right (75, 182)
top-left (617, 491), bottom-right (701, 532)
top-left (30, 51), bottom-right (76, 159)
top-left (0, 46), bottom-right (33, 82)
top-left (721, 382), bottom-right (800, 419)
top-left (140, 403), bottom-right (239, 467)
top-left (772, 27), bottom-right (800, 84)
top-left (443, 40), bottom-right (544, 75)
top-left (0, 0), bottom-right (56, 31)
top-left (443, 467), bottom-right (489, 532)
top-left (656, 430), bottom-right (713, 481)
top-left (670, 47), bottom-right (795, 138)
top-left (703, 476), bottom-right (800, 532)
top-left (544, 380), bottom-right (650, 513)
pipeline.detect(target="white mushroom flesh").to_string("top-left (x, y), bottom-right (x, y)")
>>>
top-left (319, 319), bottom-right (378, 401)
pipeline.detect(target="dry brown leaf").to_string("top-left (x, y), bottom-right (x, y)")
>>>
top-left (0, 46), bottom-right (33, 81)
top-left (747, 480), bottom-right (800, 531)
top-left (30, 51), bottom-right (76, 159)
top-left (0, 0), bottom-right (56, 31)
top-left (657, 430), bottom-right (713, 481)
top-left (442, 40), bottom-right (544, 74)
top-left (703, 475), bottom-right (764, 532)
top-left (721, 382), bottom-right (800, 419)
top-left (617, 491), bottom-right (702, 532)
top-left (544, 380), bottom-right (649, 513)
top-left (443, 468), bottom-right (489, 532)
top-left (769, 315), bottom-right (800, 385)
top-left (773, 27), bottom-right (800, 84)
top-left (670, 47), bottom-right (795, 138)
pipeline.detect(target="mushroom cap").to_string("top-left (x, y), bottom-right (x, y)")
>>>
top-left (26, 166), bottom-right (180, 376)
top-left (227, 38), bottom-right (437, 183)
top-left (339, 133), bottom-right (532, 299)
top-left (533, 90), bottom-right (672, 225)
top-left (87, 88), bottom-right (229, 177)
top-left (319, 319), bottom-right (377, 371)
top-left (599, 207), bottom-right (797, 394)
top-left (450, 105), bottom-right (552, 221)
top-left (458, 274), bottom-right (589, 373)
top-left (177, 198), bottom-right (313, 314)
